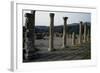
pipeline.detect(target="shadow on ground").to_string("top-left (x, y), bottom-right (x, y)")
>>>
top-left (23, 42), bottom-right (91, 63)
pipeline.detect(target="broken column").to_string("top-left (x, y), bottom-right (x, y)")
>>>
top-left (83, 23), bottom-right (87, 43)
top-left (72, 32), bottom-right (75, 46)
top-left (24, 10), bottom-right (36, 59)
top-left (49, 13), bottom-right (55, 51)
top-left (31, 10), bottom-right (35, 47)
top-left (79, 21), bottom-right (82, 44)
top-left (63, 17), bottom-right (68, 48)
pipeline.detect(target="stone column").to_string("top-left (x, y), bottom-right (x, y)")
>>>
top-left (72, 32), bottom-right (75, 46)
top-left (87, 29), bottom-right (90, 42)
top-left (79, 21), bottom-right (82, 44)
top-left (31, 10), bottom-right (36, 48)
top-left (24, 10), bottom-right (36, 59)
top-left (63, 17), bottom-right (68, 48)
top-left (83, 23), bottom-right (87, 43)
top-left (49, 13), bottom-right (55, 51)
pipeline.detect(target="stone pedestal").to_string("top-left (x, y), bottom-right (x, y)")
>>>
top-left (49, 13), bottom-right (55, 51)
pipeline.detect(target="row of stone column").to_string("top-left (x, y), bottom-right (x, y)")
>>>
top-left (49, 14), bottom-right (89, 49)
top-left (24, 10), bottom-right (90, 59)
top-left (49, 14), bottom-right (69, 51)
top-left (72, 21), bottom-right (90, 46)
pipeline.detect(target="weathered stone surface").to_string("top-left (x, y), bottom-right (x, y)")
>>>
top-left (72, 32), bottom-right (75, 46)
top-left (83, 23), bottom-right (87, 43)
top-left (49, 13), bottom-right (55, 51)
top-left (24, 10), bottom-right (36, 60)
top-left (79, 21), bottom-right (82, 44)
top-left (63, 17), bottom-right (68, 48)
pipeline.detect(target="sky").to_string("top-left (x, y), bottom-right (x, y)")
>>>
top-left (23, 10), bottom-right (91, 26)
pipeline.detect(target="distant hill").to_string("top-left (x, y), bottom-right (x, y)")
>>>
top-left (67, 22), bottom-right (90, 34)
top-left (34, 22), bottom-right (91, 34)
top-left (35, 26), bottom-right (49, 33)
top-left (23, 22), bottom-right (90, 34)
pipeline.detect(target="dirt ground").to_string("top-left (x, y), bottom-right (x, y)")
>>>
top-left (35, 36), bottom-right (79, 51)
top-left (23, 36), bottom-right (91, 62)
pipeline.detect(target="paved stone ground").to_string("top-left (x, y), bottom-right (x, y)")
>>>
top-left (23, 42), bottom-right (91, 63)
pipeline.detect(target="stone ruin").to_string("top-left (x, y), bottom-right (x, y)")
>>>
top-left (23, 10), bottom-right (90, 60)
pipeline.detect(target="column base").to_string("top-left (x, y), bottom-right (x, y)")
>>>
top-left (48, 48), bottom-right (56, 51)
top-left (23, 48), bottom-right (39, 60)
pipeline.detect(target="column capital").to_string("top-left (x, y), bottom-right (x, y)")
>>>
top-left (63, 17), bottom-right (68, 20)
top-left (50, 13), bottom-right (55, 17)
top-left (80, 21), bottom-right (83, 24)
top-left (25, 13), bottom-right (32, 18)
top-left (31, 10), bottom-right (36, 14)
